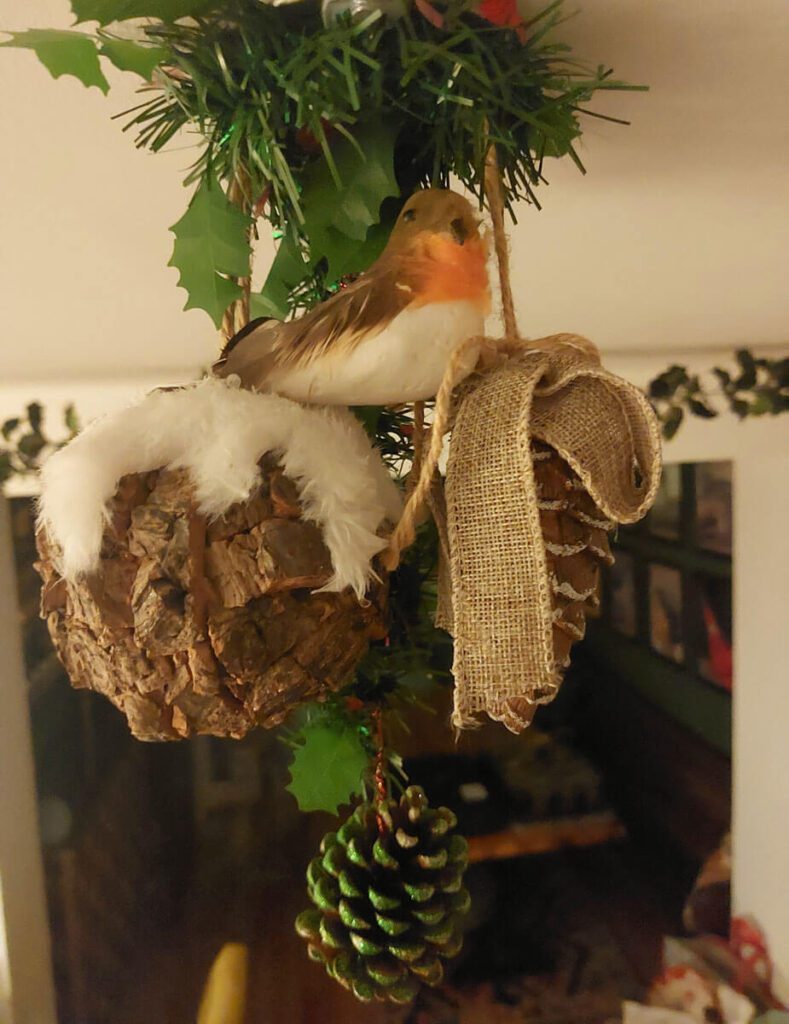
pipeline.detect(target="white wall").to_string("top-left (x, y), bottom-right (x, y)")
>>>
top-left (733, 456), bottom-right (789, 1005)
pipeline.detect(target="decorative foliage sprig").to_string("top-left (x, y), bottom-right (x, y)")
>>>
top-left (647, 350), bottom-right (789, 439)
top-left (0, 404), bottom-right (79, 487)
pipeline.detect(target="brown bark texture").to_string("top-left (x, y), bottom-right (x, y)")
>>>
top-left (532, 439), bottom-right (615, 671)
top-left (35, 455), bottom-right (387, 741)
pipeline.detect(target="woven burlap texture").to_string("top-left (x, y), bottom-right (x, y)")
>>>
top-left (438, 338), bottom-right (662, 733)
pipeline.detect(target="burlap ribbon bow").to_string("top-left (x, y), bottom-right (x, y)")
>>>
top-left (432, 336), bottom-right (662, 731)
top-left (382, 146), bottom-right (662, 732)
top-left (383, 333), bottom-right (662, 731)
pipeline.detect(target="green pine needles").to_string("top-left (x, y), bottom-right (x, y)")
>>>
top-left (4, 0), bottom-right (640, 324)
top-left (127, 0), bottom-right (633, 227)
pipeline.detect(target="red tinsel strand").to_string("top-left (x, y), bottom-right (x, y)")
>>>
top-left (372, 707), bottom-right (389, 835)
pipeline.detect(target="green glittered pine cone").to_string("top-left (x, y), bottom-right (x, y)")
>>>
top-left (295, 786), bottom-right (470, 1004)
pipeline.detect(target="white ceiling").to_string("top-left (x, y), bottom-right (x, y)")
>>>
top-left (0, 0), bottom-right (787, 384)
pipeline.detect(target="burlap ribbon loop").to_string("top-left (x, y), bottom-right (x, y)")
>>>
top-left (436, 337), bottom-right (662, 732)
top-left (380, 146), bottom-right (661, 732)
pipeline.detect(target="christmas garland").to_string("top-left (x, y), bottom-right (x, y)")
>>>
top-left (126, 0), bottom-right (627, 221)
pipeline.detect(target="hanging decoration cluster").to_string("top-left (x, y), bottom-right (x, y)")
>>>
top-left (4, 0), bottom-right (659, 1007)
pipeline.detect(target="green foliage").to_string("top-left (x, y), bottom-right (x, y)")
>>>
top-left (98, 36), bottom-right (167, 79)
top-left (121, 0), bottom-right (636, 236)
top-left (168, 176), bottom-right (251, 326)
top-left (299, 123), bottom-right (398, 276)
top-left (286, 710), bottom-right (370, 814)
top-left (254, 124), bottom-right (398, 312)
top-left (251, 235), bottom-right (309, 321)
top-left (0, 404), bottom-right (80, 487)
top-left (301, 125), bottom-right (397, 241)
top-left (1, 29), bottom-right (109, 93)
top-left (648, 351), bottom-right (789, 439)
top-left (70, 0), bottom-right (216, 25)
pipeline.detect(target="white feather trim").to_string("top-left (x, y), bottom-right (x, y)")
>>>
top-left (37, 377), bottom-right (402, 599)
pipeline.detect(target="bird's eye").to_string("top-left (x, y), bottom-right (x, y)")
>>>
top-left (402, 208), bottom-right (416, 222)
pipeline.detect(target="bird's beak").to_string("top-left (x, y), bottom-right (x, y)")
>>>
top-left (450, 218), bottom-right (468, 245)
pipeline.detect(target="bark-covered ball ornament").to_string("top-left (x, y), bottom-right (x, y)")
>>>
top-left (35, 379), bottom-right (401, 740)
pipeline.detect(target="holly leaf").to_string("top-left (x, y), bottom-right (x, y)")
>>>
top-left (2, 30), bottom-right (109, 93)
top-left (17, 433), bottom-right (46, 460)
top-left (70, 0), bottom-right (216, 25)
top-left (1, 418), bottom-right (20, 441)
top-left (169, 177), bottom-right (251, 327)
top-left (322, 220), bottom-right (391, 282)
top-left (748, 394), bottom-right (773, 416)
top-left (300, 124), bottom-right (398, 268)
top-left (687, 398), bottom-right (717, 419)
top-left (99, 37), bottom-right (166, 80)
top-left (734, 349), bottom-right (757, 390)
top-left (662, 406), bottom-right (684, 440)
top-left (253, 233), bottom-right (313, 321)
top-left (286, 721), bottom-right (368, 814)
top-left (26, 402), bottom-right (43, 433)
top-left (64, 404), bottom-right (80, 436)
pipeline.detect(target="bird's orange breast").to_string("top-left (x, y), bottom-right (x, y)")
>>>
top-left (409, 235), bottom-right (491, 313)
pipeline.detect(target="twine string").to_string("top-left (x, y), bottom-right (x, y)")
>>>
top-left (484, 140), bottom-right (518, 343)
top-left (406, 400), bottom-right (426, 499)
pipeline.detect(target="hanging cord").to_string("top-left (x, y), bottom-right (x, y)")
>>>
top-left (372, 706), bottom-right (389, 835)
top-left (220, 168), bottom-right (253, 342)
top-left (406, 400), bottom-right (426, 498)
top-left (381, 144), bottom-right (522, 572)
top-left (484, 140), bottom-right (519, 344)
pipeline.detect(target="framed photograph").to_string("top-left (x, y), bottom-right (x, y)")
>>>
top-left (694, 461), bottom-right (733, 555)
top-left (649, 564), bottom-right (684, 663)
top-left (608, 551), bottom-right (638, 637)
top-left (647, 462), bottom-right (682, 540)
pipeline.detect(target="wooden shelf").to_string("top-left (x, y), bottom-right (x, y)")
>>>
top-left (467, 810), bottom-right (627, 864)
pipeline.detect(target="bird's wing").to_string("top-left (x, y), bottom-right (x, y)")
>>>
top-left (212, 316), bottom-right (283, 385)
top-left (213, 258), bottom-right (417, 389)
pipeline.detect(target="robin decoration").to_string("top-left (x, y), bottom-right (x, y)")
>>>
top-left (213, 189), bottom-right (491, 406)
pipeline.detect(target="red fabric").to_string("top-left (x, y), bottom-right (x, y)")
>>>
top-left (730, 917), bottom-right (772, 989)
top-left (703, 601), bottom-right (733, 691)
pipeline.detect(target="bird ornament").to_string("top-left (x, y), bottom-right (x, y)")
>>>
top-left (213, 188), bottom-right (490, 406)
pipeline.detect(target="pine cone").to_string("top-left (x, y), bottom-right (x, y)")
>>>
top-left (295, 786), bottom-right (470, 1004)
top-left (532, 440), bottom-right (615, 671)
